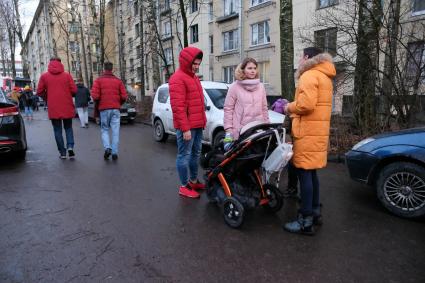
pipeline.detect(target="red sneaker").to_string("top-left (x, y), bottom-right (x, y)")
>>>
top-left (179, 185), bottom-right (200, 198)
top-left (188, 180), bottom-right (206, 190)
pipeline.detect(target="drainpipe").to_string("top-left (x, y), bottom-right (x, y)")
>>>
top-left (239, 0), bottom-right (243, 60)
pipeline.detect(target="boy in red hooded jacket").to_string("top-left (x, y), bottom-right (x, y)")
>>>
top-left (169, 46), bottom-right (206, 198)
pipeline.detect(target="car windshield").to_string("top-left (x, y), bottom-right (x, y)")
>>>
top-left (205, 88), bottom-right (228, 109)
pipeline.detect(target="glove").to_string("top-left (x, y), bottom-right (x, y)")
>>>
top-left (223, 132), bottom-right (233, 151)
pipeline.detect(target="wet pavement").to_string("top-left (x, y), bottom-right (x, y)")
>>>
top-left (1, 111), bottom-right (424, 282)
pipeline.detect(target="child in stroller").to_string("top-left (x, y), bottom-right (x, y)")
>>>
top-left (201, 122), bottom-right (293, 228)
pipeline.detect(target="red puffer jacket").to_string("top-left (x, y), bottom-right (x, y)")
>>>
top-left (36, 60), bottom-right (77, 119)
top-left (169, 46), bottom-right (206, 132)
top-left (91, 71), bottom-right (127, 110)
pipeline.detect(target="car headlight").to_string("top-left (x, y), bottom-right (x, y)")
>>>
top-left (352, 137), bottom-right (375, 150)
top-left (127, 108), bottom-right (136, 112)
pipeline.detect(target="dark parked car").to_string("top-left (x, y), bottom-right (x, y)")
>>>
top-left (345, 128), bottom-right (425, 218)
top-left (87, 101), bottom-right (137, 124)
top-left (0, 89), bottom-right (27, 159)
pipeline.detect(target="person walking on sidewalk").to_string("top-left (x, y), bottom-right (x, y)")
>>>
top-left (22, 85), bottom-right (34, 120)
top-left (91, 62), bottom-right (127, 161)
top-left (37, 57), bottom-right (77, 159)
top-left (282, 47), bottom-right (336, 235)
top-left (169, 46), bottom-right (206, 199)
top-left (75, 78), bottom-right (91, 128)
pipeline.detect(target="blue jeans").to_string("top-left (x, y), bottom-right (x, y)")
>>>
top-left (24, 106), bottom-right (33, 117)
top-left (51, 119), bottom-right (74, 155)
top-left (296, 168), bottom-right (320, 216)
top-left (176, 128), bottom-right (203, 185)
top-left (100, 109), bottom-right (121, 154)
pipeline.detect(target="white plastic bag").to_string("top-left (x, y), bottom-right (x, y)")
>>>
top-left (262, 129), bottom-right (293, 182)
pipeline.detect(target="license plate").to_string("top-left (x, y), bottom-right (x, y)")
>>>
top-left (120, 113), bottom-right (128, 117)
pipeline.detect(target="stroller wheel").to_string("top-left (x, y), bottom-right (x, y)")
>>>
top-left (223, 197), bottom-right (244, 228)
top-left (262, 185), bottom-right (284, 213)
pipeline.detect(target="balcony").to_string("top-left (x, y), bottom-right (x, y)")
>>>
top-left (216, 13), bottom-right (239, 24)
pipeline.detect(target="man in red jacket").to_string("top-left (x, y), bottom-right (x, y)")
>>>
top-left (169, 46), bottom-right (206, 198)
top-left (91, 62), bottom-right (127, 160)
top-left (37, 57), bottom-right (77, 159)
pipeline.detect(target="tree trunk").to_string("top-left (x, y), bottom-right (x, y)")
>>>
top-left (381, 0), bottom-right (401, 128)
top-left (12, 0), bottom-right (29, 78)
top-left (139, 1), bottom-right (145, 96)
top-left (279, 0), bottom-right (295, 100)
top-left (178, 0), bottom-right (188, 47)
top-left (353, 0), bottom-right (382, 135)
top-left (78, 13), bottom-right (90, 85)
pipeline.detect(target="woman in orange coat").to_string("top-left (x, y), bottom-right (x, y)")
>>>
top-left (283, 47), bottom-right (336, 235)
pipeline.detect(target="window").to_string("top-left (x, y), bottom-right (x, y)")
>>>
top-left (223, 30), bottom-right (239, 51)
top-left (134, 0), bottom-right (138, 16)
top-left (251, 0), bottom-right (269, 6)
top-left (223, 66), bottom-right (236, 83)
top-left (137, 45), bottom-right (141, 58)
top-left (224, 0), bottom-right (236, 16)
top-left (406, 41), bottom-right (425, 83)
top-left (191, 0), bottom-right (198, 13)
top-left (190, 24), bottom-right (199, 43)
top-left (89, 24), bottom-right (98, 36)
top-left (164, 48), bottom-right (173, 64)
top-left (92, 62), bottom-right (98, 72)
top-left (163, 0), bottom-right (170, 11)
top-left (69, 41), bottom-right (79, 53)
top-left (128, 38), bottom-right (133, 53)
top-left (412, 0), bottom-right (425, 15)
top-left (163, 21), bottom-right (171, 37)
top-left (318, 0), bottom-right (338, 9)
top-left (157, 87), bottom-right (169, 103)
top-left (314, 28), bottom-right (337, 56)
top-left (135, 24), bottom-right (140, 37)
top-left (209, 2), bottom-right (214, 21)
top-left (130, 58), bottom-right (134, 72)
top-left (251, 21), bottom-right (270, 46)
top-left (137, 67), bottom-right (142, 78)
top-left (69, 21), bottom-right (79, 33)
top-left (257, 61), bottom-right (270, 83)
top-left (91, 43), bottom-right (99, 55)
top-left (71, 61), bottom-right (77, 72)
top-left (209, 36), bottom-right (214, 54)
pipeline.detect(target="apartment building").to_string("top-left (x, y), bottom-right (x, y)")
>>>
top-left (23, 0), bottom-right (116, 89)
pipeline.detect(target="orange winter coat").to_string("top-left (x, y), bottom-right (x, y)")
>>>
top-left (287, 53), bottom-right (336, 170)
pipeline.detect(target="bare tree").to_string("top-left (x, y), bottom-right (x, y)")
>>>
top-left (298, 0), bottom-right (425, 134)
top-left (0, 0), bottom-right (17, 77)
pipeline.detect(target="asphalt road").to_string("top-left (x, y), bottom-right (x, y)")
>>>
top-left (1, 111), bottom-right (424, 283)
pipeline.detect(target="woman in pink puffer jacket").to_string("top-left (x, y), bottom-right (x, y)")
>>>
top-left (223, 57), bottom-right (270, 141)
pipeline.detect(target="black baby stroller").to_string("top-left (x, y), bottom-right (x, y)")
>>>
top-left (201, 122), bottom-right (293, 228)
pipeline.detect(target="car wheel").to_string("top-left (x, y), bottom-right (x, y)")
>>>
top-left (377, 162), bottom-right (425, 218)
top-left (213, 130), bottom-right (225, 149)
top-left (153, 119), bottom-right (168, 142)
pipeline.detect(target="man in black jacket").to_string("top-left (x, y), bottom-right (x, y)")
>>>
top-left (75, 78), bottom-right (91, 128)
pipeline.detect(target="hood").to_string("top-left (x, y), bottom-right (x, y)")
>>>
top-left (236, 79), bottom-right (260, 92)
top-left (48, 60), bottom-right (65, 75)
top-left (295, 53), bottom-right (336, 79)
top-left (178, 46), bottom-right (203, 75)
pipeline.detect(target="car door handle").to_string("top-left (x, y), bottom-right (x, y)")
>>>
top-left (165, 108), bottom-right (169, 111)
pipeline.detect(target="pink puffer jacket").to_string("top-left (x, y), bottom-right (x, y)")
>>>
top-left (223, 79), bottom-right (270, 139)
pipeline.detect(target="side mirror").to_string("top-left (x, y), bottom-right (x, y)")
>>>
top-left (205, 105), bottom-right (211, 111)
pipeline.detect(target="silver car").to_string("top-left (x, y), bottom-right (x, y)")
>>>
top-left (151, 81), bottom-right (285, 147)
